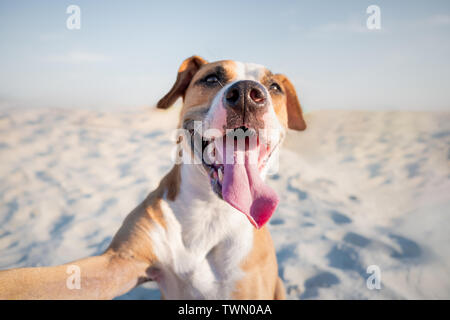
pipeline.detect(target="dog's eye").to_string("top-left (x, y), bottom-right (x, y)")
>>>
top-left (204, 74), bottom-right (219, 84)
top-left (269, 82), bottom-right (282, 92)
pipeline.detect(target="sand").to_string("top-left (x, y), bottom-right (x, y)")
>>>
top-left (0, 106), bottom-right (449, 299)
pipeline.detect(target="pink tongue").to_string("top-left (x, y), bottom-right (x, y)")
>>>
top-left (222, 149), bottom-right (279, 228)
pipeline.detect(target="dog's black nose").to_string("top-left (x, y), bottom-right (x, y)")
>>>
top-left (224, 80), bottom-right (268, 114)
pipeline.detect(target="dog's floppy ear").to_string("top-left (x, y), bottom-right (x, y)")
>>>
top-left (157, 56), bottom-right (208, 109)
top-left (274, 74), bottom-right (307, 131)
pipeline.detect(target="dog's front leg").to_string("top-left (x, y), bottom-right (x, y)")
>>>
top-left (0, 197), bottom-right (163, 300)
top-left (0, 251), bottom-right (149, 300)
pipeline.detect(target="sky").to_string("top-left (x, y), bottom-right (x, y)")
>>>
top-left (0, 0), bottom-right (449, 112)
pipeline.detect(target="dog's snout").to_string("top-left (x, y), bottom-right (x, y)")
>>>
top-left (224, 80), bottom-right (268, 114)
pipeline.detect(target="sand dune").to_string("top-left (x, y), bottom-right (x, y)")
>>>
top-left (0, 107), bottom-right (449, 299)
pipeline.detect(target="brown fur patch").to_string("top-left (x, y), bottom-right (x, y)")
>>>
top-left (107, 165), bottom-right (181, 265)
top-left (231, 226), bottom-right (281, 299)
top-left (180, 60), bottom-right (237, 122)
top-left (273, 74), bottom-right (307, 131)
top-left (157, 56), bottom-right (208, 109)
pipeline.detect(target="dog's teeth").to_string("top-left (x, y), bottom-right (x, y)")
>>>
top-left (218, 167), bottom-right (223, 181)
top-left (209, 168), bottom-right (218, 180)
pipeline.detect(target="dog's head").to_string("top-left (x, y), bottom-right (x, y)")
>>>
top-left (157, 56), bottom-right (306, 228)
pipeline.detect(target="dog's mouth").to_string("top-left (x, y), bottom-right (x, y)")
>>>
top-left (186, 124), bottom-right (280, 228)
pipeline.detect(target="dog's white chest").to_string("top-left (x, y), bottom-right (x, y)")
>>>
top-left (149, 195), bottom-right (253, 299)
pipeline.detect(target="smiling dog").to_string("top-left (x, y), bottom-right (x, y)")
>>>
top-left (0, 56), bottom-right (306, 300)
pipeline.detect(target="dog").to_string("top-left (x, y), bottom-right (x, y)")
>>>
top-left (0, 56), bottom-right (306, 299)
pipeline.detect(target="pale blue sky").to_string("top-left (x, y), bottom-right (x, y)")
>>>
top-left (0, 0), bottom-right (449, 111)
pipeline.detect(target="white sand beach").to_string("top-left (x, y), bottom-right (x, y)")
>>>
top-left (0, 107), bottom-right (449, 299)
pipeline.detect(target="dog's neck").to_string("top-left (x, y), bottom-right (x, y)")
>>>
top-left (163, 162), bottom-right (253, 251)
top-left (148, 163), bottom-right (254, 299)
top-left (172, 162), bottom-right (237, 219)
top-left (178, 163), bottom-right (219, 204)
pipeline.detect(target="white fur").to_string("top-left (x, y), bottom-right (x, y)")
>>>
top-left (149, 163), bottom-right (254, 299)
top-left (234, 61), bottom-right (266, 81)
